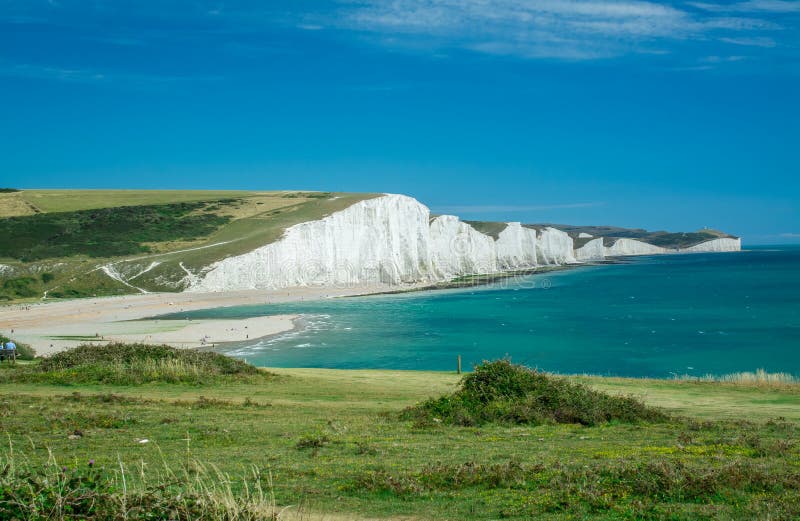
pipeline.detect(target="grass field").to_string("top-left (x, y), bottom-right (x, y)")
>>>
top-left (1, 357), bottom-right (798, 520)
top-left (0, 190), bottom-right (261, 217)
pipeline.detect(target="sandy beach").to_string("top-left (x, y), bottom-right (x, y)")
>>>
top-left (0, 283), bottom-right (410, 356)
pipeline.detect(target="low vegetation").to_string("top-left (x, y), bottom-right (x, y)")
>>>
top-left (1, 343), bottom-right (262, 385)
top-left (1, 272), bottom-right (57, 300)
top-left (673, 369), bottom-right (798, 386)
top-left (0, 450), bottom-right (283, 521)
top-left (0, 359), bottom-right (797, 519)
top-left (402, 359), bottom-right (667, 426)
top-left (0, 200), bottom-right (231, 262)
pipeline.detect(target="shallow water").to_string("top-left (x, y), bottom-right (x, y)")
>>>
top-left (170, 246), bottom-right (800, 378)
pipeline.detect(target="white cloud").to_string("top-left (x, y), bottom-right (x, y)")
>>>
top-left (338, 0), bottom-right (785, 60)
top-left (700, 55), bottom-right (747, 62)
top-left (719, 36), bottom-right (777, 46)
top-left (690, 1), bottom-right (800, 13)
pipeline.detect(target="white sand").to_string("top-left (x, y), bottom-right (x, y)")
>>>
top-left (0, 283), bottom-right (413, 356)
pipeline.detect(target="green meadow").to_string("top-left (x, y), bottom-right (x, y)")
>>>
top-left (1, 346), bottom-right (798, 520)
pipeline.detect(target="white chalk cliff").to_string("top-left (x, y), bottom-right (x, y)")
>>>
top-left (188, 194), bottom-right (741, 293)
top-left (189, 195), bottom-right (575, 292)
top-left (604, 238), bottom-right (668, 257)
top-left (575, 238), bottom-right (606, 261)
top-left (682, 238), bottom-right (742, 253)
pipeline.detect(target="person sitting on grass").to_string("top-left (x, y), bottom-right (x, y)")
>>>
top-left (3, 341), bottom-right (16, 365)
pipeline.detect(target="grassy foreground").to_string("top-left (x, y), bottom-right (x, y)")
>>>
top-left (1, 353), bottom-right (799, 520)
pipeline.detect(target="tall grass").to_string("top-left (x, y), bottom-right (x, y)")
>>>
top-left (674, 369), bottom-right (799, 386)
top-left (0, 444), bottom-right (293, 521)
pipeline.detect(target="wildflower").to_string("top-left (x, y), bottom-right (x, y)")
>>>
top-left (88, 459), bottom-right (94, 467)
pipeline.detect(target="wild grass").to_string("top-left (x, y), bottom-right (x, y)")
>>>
top-left (402, 359), bottom-right (667, 427)
top-left (352, 457), bottom-right (800, 518)
top-left (675, 369), bottom-right (799, 386)
top-left (15, 189), bottom-right (260, 214)
top-left (0, 445), bottom-right (288, 521)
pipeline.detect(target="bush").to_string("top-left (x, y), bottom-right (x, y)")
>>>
top-left (402, 359), bottom-right (667, 427)
top-left (23, 343), bottom-right (263, 385)
top-left (2, 276), bottom-right (40, 298)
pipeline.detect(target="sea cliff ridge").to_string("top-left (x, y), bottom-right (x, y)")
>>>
top-left (0, 190), bottom-right (740, 299)
top-left (190, 193), bottom-right (740, 293)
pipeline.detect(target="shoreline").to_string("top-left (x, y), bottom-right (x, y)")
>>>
top-left (0, 258), bottom-right (632, 357)
top-left (189, 263), bottom-right (610, 353)
top-left (353, 260), bottom-right (620, 297)
top-left (0, 283), bottom-right (425, 356)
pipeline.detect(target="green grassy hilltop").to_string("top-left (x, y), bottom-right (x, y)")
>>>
top-left (0, 348), bottom-right (798, 520)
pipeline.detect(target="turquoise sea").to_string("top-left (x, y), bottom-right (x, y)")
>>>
top-left (173, 246), bottom-right (800, 378)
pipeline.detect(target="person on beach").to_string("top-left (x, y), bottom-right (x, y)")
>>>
top-left (1, 341), bottom-right (15, 364)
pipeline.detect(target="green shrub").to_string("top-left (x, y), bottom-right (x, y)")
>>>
top-left (402, 359), bottom-right (667, 427)
top-left (296, 433), bottom-right (330, 451)
top-left (47, 288), bottom-right (93, 299)
top-left (2, 276), bottom-right (40, 298)
top-left (13, 343), bottom-right (264, 385)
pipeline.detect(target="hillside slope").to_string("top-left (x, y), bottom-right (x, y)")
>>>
top-left (0, 190), bottom-right (740, 300)
top-left (0, 190), bottom-right (379, 299)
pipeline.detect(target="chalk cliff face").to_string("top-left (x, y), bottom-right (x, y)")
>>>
top-left (188, 194), bottom-right (741, 293)
top-left (537, 227), bottom-right (577, 265)
top-left (682, 238), bottom-right (742, 253)
top-left (602, 237), bottom-right (742, 257)
top-left (190, 195), bottom-right (575, 292)
top-left (605, 238), bottom-right (668, 257)
top-left (429, 215), bottom-right (498, 280)
top-left (575, 238), bottom-right (606, 261)
top-left (495, 223), bottom-right (538, 270)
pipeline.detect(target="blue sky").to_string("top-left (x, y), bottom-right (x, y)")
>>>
top-left (1, 1), bottom-right (798, 244)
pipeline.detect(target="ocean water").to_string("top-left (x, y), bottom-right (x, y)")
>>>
top-left (172, 246), bottom-right (800, 378)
